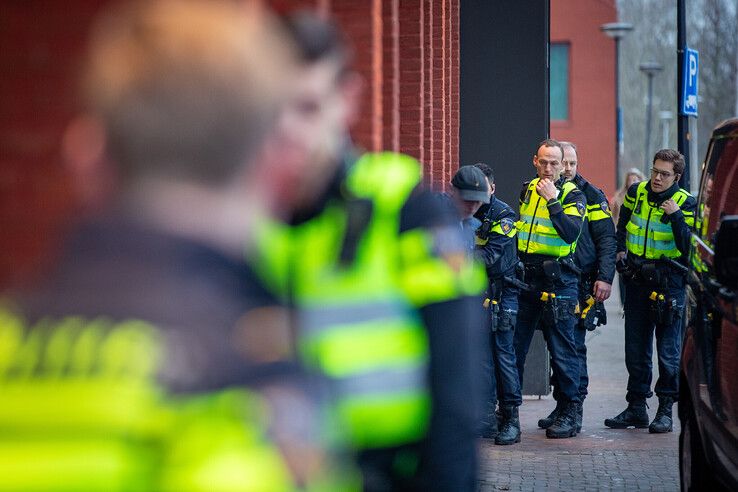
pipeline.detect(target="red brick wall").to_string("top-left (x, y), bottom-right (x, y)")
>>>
top-left (550, 0), bottom-right (617, 196)
top-left (0, 0), bottom-right (459, 289)
top-left (0, 1), bottom-right (109, 289)
top-left (286, 0), bottom-right (459, 190)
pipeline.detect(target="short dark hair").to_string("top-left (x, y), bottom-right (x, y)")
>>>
top-left (537, 138), bottom-right (564, 161)
top-left (653, 149), bottom-right (685, 176)
top-left (280, 11), bottom-right (352, 76)
top-left (473, 162), bottom-right (494, 183)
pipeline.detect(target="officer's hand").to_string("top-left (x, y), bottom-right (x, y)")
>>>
top-left (616, 251), bottom-right (626, 262)
top-left (593, 280), bottom-right (612, 302)
top-left (536, 178), bottom-right (559, 201)
top-left (660, 199), bottom-right (680, 215)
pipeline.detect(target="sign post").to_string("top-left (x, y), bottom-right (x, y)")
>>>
top-left (681, 48), bottom-right (699, 117)
top-left (677, 0), bottom-right (694, 190)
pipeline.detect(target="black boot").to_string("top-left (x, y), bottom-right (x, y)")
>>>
top-left (648, 396), bottom-right (674, 434)
top-left (480, 410), bottom-right (498, 439)
top-left (545, 401), bottom-right (579, 439)
top-left (537, 400), bottom-right (565, 429)
top-left (495, 405), bottom-right (521, 445)
top-left (604, 401), bottom-right (649, 429)
top-left (576, 402), bottom-right (583, 434)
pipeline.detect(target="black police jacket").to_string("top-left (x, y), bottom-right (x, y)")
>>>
top-left (473, 196), bottom-right (518, 279)
top-left (572, 174), bottom-right (616, 283)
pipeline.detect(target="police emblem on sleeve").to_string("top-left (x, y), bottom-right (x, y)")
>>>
top-left (576, 201), bottom-right (586, 216)
top-left (500, 218), bottom-right (514, 235)
top-left (600, 200), bottom-right (611, 214)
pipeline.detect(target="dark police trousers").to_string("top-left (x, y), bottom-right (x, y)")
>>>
top-left (513, 267), bottom-right (581, 403)
top-left (551, 273), bottom-right (595, 403)
top-left (624, 275), bottom-right (686, 402)
top-left (486, 283), bottom-right (522, 409)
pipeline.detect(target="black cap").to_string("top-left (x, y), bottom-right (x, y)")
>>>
top-left (451, 165), bottom-right (490, 203)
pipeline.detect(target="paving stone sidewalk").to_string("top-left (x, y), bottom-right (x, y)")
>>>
top-left (478, 280), bottom-right (680, 491)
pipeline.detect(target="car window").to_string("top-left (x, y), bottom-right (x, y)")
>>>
top-left (712, 137), bottom-right (738, 221)
top-left (692, 134), bottom-right (738, 274)
top-left (697, 139), bottom-right (719, 244)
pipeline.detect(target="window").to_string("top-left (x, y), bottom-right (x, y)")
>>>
top-left (550, 43), bottom-right (569, 121)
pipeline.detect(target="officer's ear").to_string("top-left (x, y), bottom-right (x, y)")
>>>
top-left (339, 71), bottom-right (364, 129)
top-left (62, 114), bottom-right (117, 209)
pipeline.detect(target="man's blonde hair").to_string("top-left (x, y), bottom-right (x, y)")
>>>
top-left (83, 0), bottom-right (294, 185)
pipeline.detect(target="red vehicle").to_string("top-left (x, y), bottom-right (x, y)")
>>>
top-left (680, 118), bottom-right (738, 491)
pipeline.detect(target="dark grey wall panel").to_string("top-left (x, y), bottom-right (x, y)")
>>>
top-left (460, 0), bottom-right (549, 207)
top-left (461, 1), bottom-right (551, 397)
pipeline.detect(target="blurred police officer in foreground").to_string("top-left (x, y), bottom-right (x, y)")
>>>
top-left (513, 139), bottom-right (586, 439)
top-left (605, 149), bottom-right (696, 433)
top-left (248, 12), bottom-right (487, 492)
top-left (537, 142), bottom-right (616, 433)
top-left (0, 2), bottom-right (357, 490)
top-left (472, 163), bottom-right (523, 446)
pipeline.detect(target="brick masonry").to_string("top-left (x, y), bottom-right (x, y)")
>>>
top-left (0, 0), bottom-right (460, 288)
top-left (265, 0), bottom-right (459, 182)
top-left (0, 1), bottom-right (108, 288)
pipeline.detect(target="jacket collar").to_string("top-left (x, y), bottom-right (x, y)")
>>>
top-left (646, 180), bottom-right (680, 205)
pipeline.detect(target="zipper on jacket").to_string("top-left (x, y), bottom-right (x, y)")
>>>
top-left (525, 189), bottom-right (542, 256)
top-left (643, 205), bottom-right (654, 256)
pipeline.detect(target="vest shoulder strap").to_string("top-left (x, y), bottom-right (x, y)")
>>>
top-left (673, 188), bottom-right (691, 206)
top-left (634, 181), bottom-right (649, 203)
top-left (560, 180), bottom-right (577, 202)
top-left (346, 152), bottom-right (422, 213)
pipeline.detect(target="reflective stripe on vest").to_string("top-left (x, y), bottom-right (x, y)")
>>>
top-left (624, 181), bottom-right (693, 259)
top-left (586, 202), bottom-right (612, 222)
top-left (516, 178), bottom-right (580, 257)
top-left (0, 309), bottom-right (297, 492)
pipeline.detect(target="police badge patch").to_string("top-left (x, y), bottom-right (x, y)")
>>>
top-left (500, 218), bottom-right (514, 235)
top-left (576, 201), bottom-right (586, 216)
top-left (600, 200), bottom-right (611, 215)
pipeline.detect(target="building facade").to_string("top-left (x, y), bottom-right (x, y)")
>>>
top-left (550, 0), bottom-right (617, 196)
top-left (0, 0), bottom-right (615, 288)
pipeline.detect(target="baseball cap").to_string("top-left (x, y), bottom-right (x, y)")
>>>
top-left (451, 165), bottom-right (490, 203)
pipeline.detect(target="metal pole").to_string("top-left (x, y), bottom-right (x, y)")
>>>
top-left (661, 113), bottom-right (670, 149)
top-left (690, 118), bottom-right (699, 194)
top-left (677, 0), bottom-right (690, 189)
top-left (601, 23), bottom-right (633, 189)
top-left (615, 37), bottom-right (622, 188)
top-left (644, 73), bottom-right (654, 174)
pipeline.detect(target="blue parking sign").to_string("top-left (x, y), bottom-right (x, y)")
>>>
top-left (681, 48), bottom-right (698, 117)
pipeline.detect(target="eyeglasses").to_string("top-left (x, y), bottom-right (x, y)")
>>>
top-left (651, 168), bottom-right (674, 179)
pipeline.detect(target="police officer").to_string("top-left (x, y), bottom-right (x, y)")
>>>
top-left (448, 165), bottom-right (490, 251)
top-left (605, 149), bottom-right (696, 433)
top-left (250, 13), bottom-right (487, 491)
top-left (472, 163), bottom-right (523, 446)
top-left (1, 2), bottom-right (355, 490)
top-left (513, 138), bottom-right (586, 439)
top-left (537, 142), bottom-right (616, 433)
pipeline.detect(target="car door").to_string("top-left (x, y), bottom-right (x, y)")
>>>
top-left (693, 128), bottom-right (738, 473)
